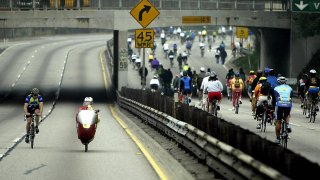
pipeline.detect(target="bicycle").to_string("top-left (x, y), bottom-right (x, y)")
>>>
top-left (200, 47), bottom-right (205, 57)
top-left (260, 101), bottom-right (269, 132)
top-left (280, 118), bottom-right (289, 148)
top-left (25, 114), bottom-right (37, 149)
top-left (183, 94), bottom-right (190, 105)
top-left (211, 98), bottom-right (218, 116)
top-left (309, 95), bottom-right (318, 123)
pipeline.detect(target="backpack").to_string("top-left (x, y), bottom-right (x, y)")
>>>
top-left (260, 82), bottom-right (270, 95)
top-left (234, 79), bottom-right (240, 88)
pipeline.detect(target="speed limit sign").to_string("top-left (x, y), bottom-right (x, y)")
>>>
top-left (135, 29), bottom-right (154, 48)
top-left (236, 27), bottom-right (249, 39)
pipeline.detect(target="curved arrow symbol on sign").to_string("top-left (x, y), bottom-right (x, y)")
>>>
top-left (139, 5), bottom-right (151, 21)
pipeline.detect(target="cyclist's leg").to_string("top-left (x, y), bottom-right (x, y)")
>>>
top-left (284, 107), bottom-right (292, 132)
top-left (306, 93), bottom-right (312, 117)
top-left (275, 106), bottom-right (282, 143)
top-left (208, 92), bottom-right (213, 112)
top-left (231, 89), bottom-right (236, 109)
top-left (25, 108), bottom-right (34, 134)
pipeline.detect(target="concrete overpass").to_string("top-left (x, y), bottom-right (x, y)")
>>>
top-left (0, 0), bottom-right (319, 80)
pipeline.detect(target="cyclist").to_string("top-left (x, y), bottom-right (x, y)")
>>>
top-left (225, 68), bottom-right (234, 100)
top-left (150, 75), bottom-right (160, 92)
top-left (230, 72), bottom-right (244, 110)
top-left (179, 71), bottom-right (192, 104)
top-left (246, 70), bottom-right (256, 101)
top-left (251, 70), bottom-right (263, 115)
top-left (254, 77), bottom-right (272, 128)
top-left (200, 72), bottom-right (211, 110)
top-left (24, 88), bottom-right (43, 143)
top-left (205, 71), bottom-right (223, 113)
top-left (173, 43), bottom-right (178, 56)
top-left (274, 77), bottom-right (293, 144)
top-left (305, 69), bottom-right (320, 118)
top-left (80, 97), bottom-right (100, 124)
top-left (298, 74), bottom-right (308, 107)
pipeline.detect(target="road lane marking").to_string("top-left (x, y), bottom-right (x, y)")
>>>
top-left (99, 49), bottom-right (168, 180)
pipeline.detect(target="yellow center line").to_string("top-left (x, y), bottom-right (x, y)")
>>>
top-left (99, 49), bottom-right (168, 180)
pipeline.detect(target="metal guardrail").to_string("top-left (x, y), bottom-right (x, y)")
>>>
top-left (0, 0), bottom-right (288, 11)
top-left (117, 90), bottom-right (289, 180)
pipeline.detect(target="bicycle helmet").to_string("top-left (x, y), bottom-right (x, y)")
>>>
top-left (249, 70), bottom-right (255, 74)
top-left (310, 69), bottom-right (317, 74)
top-left (264, 67), bottom-right (271, 74)
top-left (210, 71), bottom-right (217, 78)
top-left (257, 70), bottom-right (263, 76)
top-left (259, 77), bottom-right (267, 81)
top-left (234, 72), bottom-right (240, 77)
top-left (302, 74), bottom-right (308, 79)
top-left (84, 97), bottom-right (93, 103)
top-left (277, 76), bottom-right (287, 84)
top-left (183, 71), bottom-right (188, 76)
top-left (200, 67), bottom-right (205, 72)
top-left (31, 88), bottom-right (39, 95)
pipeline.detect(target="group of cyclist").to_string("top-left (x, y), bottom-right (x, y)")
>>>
top-left (176, 66), bottom-right (319, 145)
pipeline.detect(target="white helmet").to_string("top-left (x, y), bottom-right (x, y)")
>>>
top-left (277, 76), bottom-right (287, 84)
top-left (310, 69), bottom-right (317, 74)
top-left (84, 97), bottom-right (93, 103)
top-left (200, 67), bottom-right (205, 72)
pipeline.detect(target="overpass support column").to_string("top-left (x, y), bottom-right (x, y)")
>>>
top-left (113, 30), bottom-right (128, 91)
top-left (290, 18), bottom-right (320, 78)
top-left (260, 28), bottom-right (290, 76)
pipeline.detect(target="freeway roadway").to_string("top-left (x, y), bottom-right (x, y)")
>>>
top-left (0, 34), bottom-right (193, 180)
top-left (127, 34), bottom-right (320, 166)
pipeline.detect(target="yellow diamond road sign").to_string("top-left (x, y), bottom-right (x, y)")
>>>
top-left (130, 0), bottom-right (160, 28)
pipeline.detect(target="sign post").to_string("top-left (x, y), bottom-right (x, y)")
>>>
top-left (130, 0), bottom-right (159, 89)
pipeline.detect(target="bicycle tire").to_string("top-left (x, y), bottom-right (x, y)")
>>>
top-left (212, 100), bottom-right (217, 116)
top-left (262, 112), bottom-right (267, 132)
top-left (313, 111), bottom-right (316, 123)
top-left (281, 120), bottom-right (288, 148)
top-left (235, 97), bottom-right (239, 114)
top-left (30, 135), bottom-right (34, 149)
top-left (30, 125), bottom-right (34, 149)
top-left (85, 144), bottom-right (88, 152)
top-left (310, 104), bottom-right (314, 123)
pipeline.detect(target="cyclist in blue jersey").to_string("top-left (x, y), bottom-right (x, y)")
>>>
top-left (304, 69), bottom-right (320, 118)
top-left (24, 88), bottom-right (44, 143)
top-left (273, 77), bottom-right (293, 144)
top-left (179, 71), bottom-right (192, 104)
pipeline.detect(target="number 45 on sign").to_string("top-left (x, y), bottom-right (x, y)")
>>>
top-left (135, 29), bottom-right (154, 48)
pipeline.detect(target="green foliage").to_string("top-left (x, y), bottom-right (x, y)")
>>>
top-left (296, 14), bottom-right (320, 37)
top-left (232, 50), bottom-right (260, 73)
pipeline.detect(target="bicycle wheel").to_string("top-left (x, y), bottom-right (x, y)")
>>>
top-left (30, 125), bottom-right (34, 149)
top-left (30, 135), bottom-right (34, 149)
top-left (280, 121), bottom-right (287, 148)
top-left (85, 144), bottom-right (88, 152)
top-left (235, 96), bottom-right (239, 114)
top-left (313, 110), bottom-right (316, 123)
top-left (262, 112), bottom-right (267, 132)
top-left (310, 104), bottom-right (315, 123)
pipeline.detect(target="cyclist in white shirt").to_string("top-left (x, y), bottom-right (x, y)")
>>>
top-left (205, 71), bottom-right (223, 112)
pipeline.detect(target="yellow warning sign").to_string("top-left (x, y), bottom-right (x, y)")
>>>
top-left (130, 0), bottom-right (160, 28)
